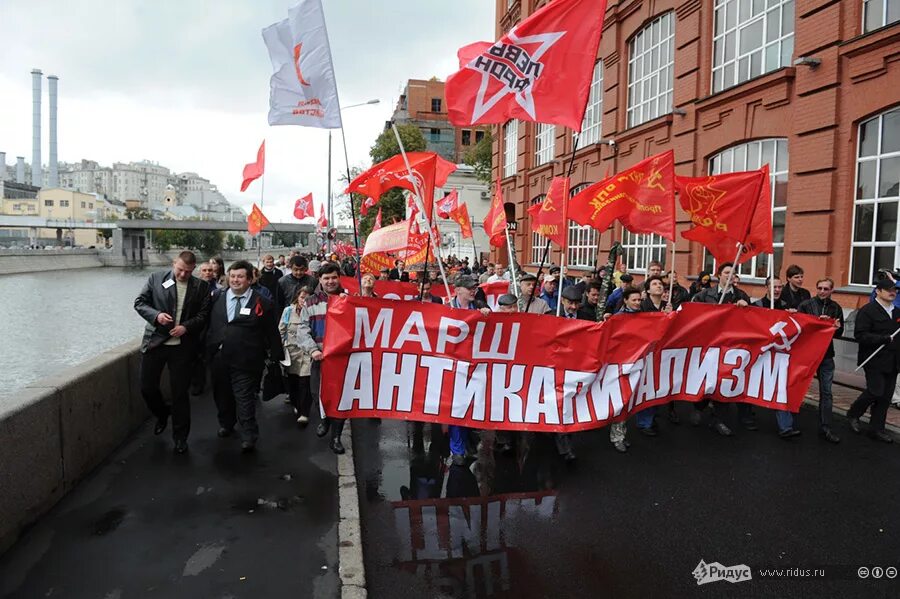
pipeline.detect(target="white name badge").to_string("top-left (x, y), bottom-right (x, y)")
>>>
top-left (162, 279), bottom-right (175, 289)
top-left (239, 307), bottom-right (252, 316)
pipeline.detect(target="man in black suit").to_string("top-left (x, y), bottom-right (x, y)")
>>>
top-left (134, 251), bottom-right (210, 454)
top-left (847, 278), bottom-right (900, 443)
top-left (389, 259), bottom-right (410, 282)
top-left (206, 260), bottom-right (282, 452)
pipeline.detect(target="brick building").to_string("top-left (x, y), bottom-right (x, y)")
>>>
top-left (390, 78), bottom-right (488, 163)
top-left (491, 0), bottom-right (899, 309)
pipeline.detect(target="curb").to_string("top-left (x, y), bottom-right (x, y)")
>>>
top-left (802, 394), bottom-right (900, 442)
top-left (336, 422), bottom-right (367, 599)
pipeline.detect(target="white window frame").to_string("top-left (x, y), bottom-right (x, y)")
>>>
top-left (711, 0), bottom-right (795, 94)
top-left (627, 12), bottom-right (675, 128)
top-left (568, 183), bottom-right (599, 268)
top-left (503, 120), bottom-right (518, 178)
top-left (579, 62), bottom-right (604, 146)
top-left (863, 0), bottom-right (900, 33)
top-left (534, 123), bottom-right (555, 166)
top-left (703, 138), bottom-right (789, 279)
top-left (530, 195), bottom-right (549, 265)
top-left (850, 106), bottom-right (900, 286)
top-left (622, 230), bottom-right (668, 272)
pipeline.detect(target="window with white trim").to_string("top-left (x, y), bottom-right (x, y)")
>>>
top-left (623, 230), bottom-right (667, 271)
top-left (568, 183), bottom-right (599, 268)
top-left (703, 138), bottom-right (789, 278)
top-left (627, 12), bottom-right (675, 128)
top-left (503, 120), bottom-right (518, 178)
top-left (530, 195), bottom-right (549, 264)
top-left (850, 107), bottom-right (899, 285)
top-left (534, 123), bottom-right (555, 166)
top-left (580, 62), bottom-right (604, 146)
top-left (863, 0), bottom-right (900, 33)
top-left (711, 0), bottom-right (795, 93)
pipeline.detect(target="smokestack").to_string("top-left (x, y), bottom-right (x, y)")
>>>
top-left (0, 152), bottom-right (6, 181)
top-left (48, 75), bottom-right (58, 188)
top-left (31, 68), bottom-right (42, 187)
top-left (16, 157), bottom-right (25, 183)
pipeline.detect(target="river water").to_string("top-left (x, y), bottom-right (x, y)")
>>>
top-left (1, 267), bottom-right (154, 401)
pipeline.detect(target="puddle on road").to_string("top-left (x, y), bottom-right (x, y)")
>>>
top-left (92, 508), bottom-right (127, 536)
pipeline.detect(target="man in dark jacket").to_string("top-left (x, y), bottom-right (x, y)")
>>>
top-left (797, 278), bottom-right (844, 443)
top-left (133, 251), bottom-right (210, 453)
top-left (389, 259), bottom-right (410, 282)
top-left (258, 254), bottom-right (283, 300)
top-left (206, 260), bottom-right (282, 452)
top-left (781, 264), bottom-right (811, 310)
top-left (277, 255), bottom-right (317, 312)
top-left (846, 278), bottom-right (900, 443)
top-left (752, 276), bottom-right (789, 310)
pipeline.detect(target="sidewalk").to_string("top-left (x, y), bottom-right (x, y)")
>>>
top-left (803, 379), bottom-right (900, 436)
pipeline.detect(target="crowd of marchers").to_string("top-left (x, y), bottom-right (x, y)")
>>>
top-left (134, 250), bottom-right (900, 461)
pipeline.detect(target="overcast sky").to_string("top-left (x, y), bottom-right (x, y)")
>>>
top-left (0, 0), bottom-right (494, 223)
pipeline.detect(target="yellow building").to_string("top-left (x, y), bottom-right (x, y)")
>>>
top-left (36, 188), bottom-right (102, 246)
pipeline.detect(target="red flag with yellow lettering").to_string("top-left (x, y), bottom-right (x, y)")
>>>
top-left (483, 185), bottom-right (508, 247)
top-left (247, 203), bottom-right (269, 236)
top-left (676, 165), bottom-right (772, 264)
top-left (568, 151), bottom-right (676, 240)
top-left (527, 176), bottom-right (568, 247)
top-left (451, 202), bottom-right (474, 239)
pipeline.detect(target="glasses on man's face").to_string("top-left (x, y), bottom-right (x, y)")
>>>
top-left (817, 286), bottom-right (832, 291)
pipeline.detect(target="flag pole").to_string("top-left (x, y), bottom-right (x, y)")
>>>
top-left (338, 128), bottom-right (363, 287)
top-left (257, 173), bottom-right (265, 265)
top-left (718, 243), bottom-right (744, 305)
top-left (667, 238), bottom-right (676, 308)
top-left (418, 240), bottom-right (430, 301)
top-left (505, 222), bottom-right (520, 299)
top-left (555, 177), bottom-right (571, 316)
top-left (471, 218), bottom-right (478, 264)
top-left (390, 124), bottom-right (453, 300)
top-left (527, 134), bottom-right (580, 312)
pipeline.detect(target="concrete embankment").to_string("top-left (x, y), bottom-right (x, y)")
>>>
top-left (0, 340), bottom-right (148, 554)
top-left (0, 249), bottom-right (271, 275)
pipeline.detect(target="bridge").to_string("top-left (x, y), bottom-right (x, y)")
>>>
top-left (0, 215), bottom-right (316, 233)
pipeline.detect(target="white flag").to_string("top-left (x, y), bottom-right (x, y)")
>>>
top-left (262, 0), bottom-right (342, 129)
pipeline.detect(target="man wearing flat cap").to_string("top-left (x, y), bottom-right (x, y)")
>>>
top-left (496, 294), bottom-right (519, 313)
top-left (518, 273), bottom-right (551, 314)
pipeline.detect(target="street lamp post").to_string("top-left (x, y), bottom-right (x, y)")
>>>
top-left (326, 98), bottom-right (379, 254)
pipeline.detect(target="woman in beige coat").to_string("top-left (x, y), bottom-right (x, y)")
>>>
top-left (279, 286), bottom-right (314, 426)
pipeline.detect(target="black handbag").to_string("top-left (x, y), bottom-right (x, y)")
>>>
top-left (261, 361), bottom-right (286, 402)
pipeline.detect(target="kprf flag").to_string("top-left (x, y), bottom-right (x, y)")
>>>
top-left (294, 193), bottom-right (314, 219)
top-left (262, 0), bottom-right (342, 129)
top-left (483, 185), bottom-right (508, 248)
top-left (247, 203), bottom-right (270, 236)
top-left (446, 0), bottom-right (607, 131)
top-left (373, 206), bottom-right (383, 231)
top-left (317, 203), bottom-right (328, 230)
top-left (451, 202), bottom-right (474, 239)
top-left (568, 150), bottom-right (676, 240)
top-left (436, 189), bottom-right (459, 219)
top-left (527, 176), bottom-right (569, 247)
top-left (346, 152), bottom-right (457, 222)
top-left (240, 141), bottom-right (266, 192)
top-left (676, 166), bottom-right (773, 264)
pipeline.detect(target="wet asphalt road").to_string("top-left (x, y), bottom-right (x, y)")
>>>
top-left (0, 391), bottom-right (339, 599)
top-left (353, 403), bottom-right (900, 599)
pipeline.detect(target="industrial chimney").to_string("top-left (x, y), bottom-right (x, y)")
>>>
top-left (48, 75), bottom-right (58, 188)
top-left (31, 68), bottom-right (42, 187)
top-left (16, 157), bottom-right (26, 183)
top-left (0, 152), bottom-right (6, 181)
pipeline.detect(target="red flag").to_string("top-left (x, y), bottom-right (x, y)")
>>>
top-left (360, 196), bottom-right (376, 216)
top-left (451, 203), bottom-right (474, 239)
top-left (483, 185), bottom-right (508, 248)
top-left (293, 193), bottom-right (314, 219)
top-left (240, 140), bottom-right (266, 192)
top-left (446, 0), bottom-right (606, 131)
top-left (568, 150), bottom-right (676, 240)
top-left (527, 176), bottom-right (568, 247)
top-left (676, 166), bottom-right (773, 265)
top-left (373, 206), bottom-right (383, 231)
top-left (346, 152), bottom-right (457, 222)
top-left (317, 203), bottom-right (328, 230)
top-left (247, 203), bottom-right (270, 236)
top-left (436, 189), bottom-right (459, 219)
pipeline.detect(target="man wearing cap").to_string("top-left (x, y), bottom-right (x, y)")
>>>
top-left (540, 275), bottom-right (560, 312)
top-left (518, 273), bottom-right (552, 314)
top-left (447, 276), bottom-right (491, 465)
top-left (496, 294), bottom-right (519, 313)
top-left (560, 286), bottom-right (585, 320)
top-left (847, 278), bottom-right (900, 443)
top-left (605, 273), bottom-right (633, 317)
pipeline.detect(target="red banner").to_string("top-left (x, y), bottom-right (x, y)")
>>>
top-left (247, 203), bottom-right (270, 236)
top-left (451, 203), bottom-right (474, 239)
top-left (341, 277), bottom-right (453, 301)
top-left (527, 176), bottom-right (569, 248)
top-left (321, 298), bottom-right (834, 431)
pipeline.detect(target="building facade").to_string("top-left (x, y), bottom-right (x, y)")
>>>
top-left (493, 0), bottom-right (900, 309)
top-left (390, 78), bottom-right (489, 163)
top-left (437, 165), bottom-right (492, 263)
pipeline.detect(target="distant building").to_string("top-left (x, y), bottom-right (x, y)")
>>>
top-left (435, 165), bottom-right (490, 263)
top-left (388, 78), bottom-right (488, 163)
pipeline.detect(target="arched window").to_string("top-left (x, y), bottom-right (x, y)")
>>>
top-left (534, 123), bottom-right (555, 166)
top-left (579, 62), bottom-right (604, 146)
top-left (711, 0), bottom-right (794, 93)
top-left (627, 12), bottom-right (675, 128)
top-left (850, 106), bottom-right (899, 285)
top-left (530, 194), bottom-right (548, 264)
top-left (568, 183), bottom-right (600, 268)
top-left (702, 138), bottom-right (788, 278)
top-left (503, 120), bottom-right (518, 178)
top-left (622, 231), bottom-right (668, 272)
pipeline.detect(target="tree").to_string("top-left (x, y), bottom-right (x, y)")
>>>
top-left (348, 124), bottom-right (428, 238)
top-left (151, 229), bottom-right (176, 252)
top-left (464, 129), bottom-right (493, 185)
top-left (272, 231), bottom-right (307, 248)
top-left (198, 230), bottom-right (224, 255)
top-left (225, 233), bottom-right (246, 251)
top-left (125, 207), bottom-right (152, 220)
